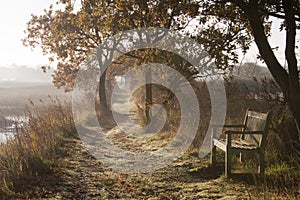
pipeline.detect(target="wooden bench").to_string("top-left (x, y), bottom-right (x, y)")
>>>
top-left (210, 109), bottom-right (271, 177)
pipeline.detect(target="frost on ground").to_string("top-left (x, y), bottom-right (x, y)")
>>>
top-left (7, 127), bottom-right (291, 199)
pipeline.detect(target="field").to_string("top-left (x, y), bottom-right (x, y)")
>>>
top-left (0, 81), bottom-right (70, 116)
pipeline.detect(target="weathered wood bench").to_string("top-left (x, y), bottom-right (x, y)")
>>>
top-left (210, 109), bottom-right (271, 177)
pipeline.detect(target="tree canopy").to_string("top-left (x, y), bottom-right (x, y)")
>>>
top-left (23, 0), bottom-right (199, 91)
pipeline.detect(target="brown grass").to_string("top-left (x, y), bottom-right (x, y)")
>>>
top-left (0, 97), bottom-right (75, 195)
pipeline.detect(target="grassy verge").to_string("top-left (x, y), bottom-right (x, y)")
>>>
top-left (211, 149), bottom-right (300, 199)
top-left (0, 97), bottom-right (75, 196)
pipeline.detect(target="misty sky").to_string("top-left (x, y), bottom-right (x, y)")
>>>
top-left (0, 0), bottom-right (57, 67)
top-left (0, 1), bottom-right (289, 68)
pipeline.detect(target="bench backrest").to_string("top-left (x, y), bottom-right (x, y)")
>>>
top-left (241, 110), bottom-right (271, 147)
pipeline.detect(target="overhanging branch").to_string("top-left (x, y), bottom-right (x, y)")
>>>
top-left (268, 12), bottom-right (300, 22)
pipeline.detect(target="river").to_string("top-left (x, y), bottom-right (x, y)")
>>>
top-left (0, 116), bottom-right (29, 143)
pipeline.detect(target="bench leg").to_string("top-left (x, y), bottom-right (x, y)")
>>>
top-left (239, 153), bottom-right (243, 163)
top-left (210, 145), bottom-right (216, 167)
top-left (258, 152), bottom-right (265, 174)
top-left (225, 150), bottom-right (231, 177)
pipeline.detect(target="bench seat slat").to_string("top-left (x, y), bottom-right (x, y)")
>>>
top-left (216, 139), bottom-right (259, 150)
top-left (213, 139), bottom-right (227, 151)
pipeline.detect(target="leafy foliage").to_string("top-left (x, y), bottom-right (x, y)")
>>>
top-left (23, 0), bottom-right (199, 91)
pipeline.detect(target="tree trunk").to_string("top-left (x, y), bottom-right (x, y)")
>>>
top-left (97, 69), bottom-right (116, 129)
top-left (145, 68), bottom-right (152, 124)
top-left (282, 0), bottom-right (300, 143)
top-left (240, 2), bottom-right (300, 146)
top-left (287, 93), bottom-right (300, 141)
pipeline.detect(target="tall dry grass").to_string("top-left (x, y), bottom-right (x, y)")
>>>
top-left (0, 97), bottom-right (75, 195)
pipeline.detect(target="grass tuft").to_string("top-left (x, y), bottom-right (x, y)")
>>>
top-left (0, 97), bottom-right (75, 195)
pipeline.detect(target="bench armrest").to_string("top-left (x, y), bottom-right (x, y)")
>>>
top-left (212, 124), bottom-right (245, 128)
top-left (224, 130), bottom-right (265, 135)
top-left (224, 124), bottom-right (245, 128)
top-left (211, 124), bottom-right (246, 139)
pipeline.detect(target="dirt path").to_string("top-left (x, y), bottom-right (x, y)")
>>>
top-left (12, 128), bottom-right (284, 199)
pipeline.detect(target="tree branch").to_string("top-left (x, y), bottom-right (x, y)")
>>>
top-left (268, 12), bottom-right (300, 22)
